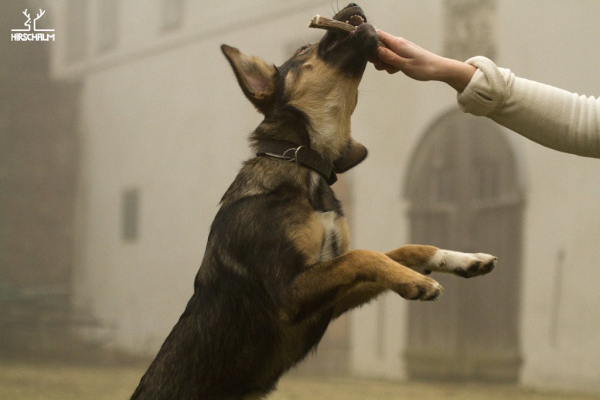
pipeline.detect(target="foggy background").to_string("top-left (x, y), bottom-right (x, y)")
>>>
top-left (1, 0), bottom-right (600, 398)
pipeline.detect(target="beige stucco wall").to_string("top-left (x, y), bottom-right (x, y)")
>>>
top-left (497, 2), bottom-right (600, 392)
top-left (67, 0), bottom-right (328, 355)
top-left (351, 0), bottom-right (600, 393)
top-left (57, 0), bottom-right (600, 394)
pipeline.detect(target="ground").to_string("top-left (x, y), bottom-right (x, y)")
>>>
top-left (0, 362), bottom-right (599, 400)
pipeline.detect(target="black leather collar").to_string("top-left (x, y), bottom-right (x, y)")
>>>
top-left (256, 140), bottom-right (337, 185)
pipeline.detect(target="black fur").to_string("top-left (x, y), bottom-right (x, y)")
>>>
top-left (131, 163), bottom-right (343, 399)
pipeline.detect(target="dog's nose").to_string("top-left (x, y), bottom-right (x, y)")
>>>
top-left (347, 3), bottom-right (358, 7)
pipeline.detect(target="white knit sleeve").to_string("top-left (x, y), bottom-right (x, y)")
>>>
top-left (457, 56), bottom-right (600, 158)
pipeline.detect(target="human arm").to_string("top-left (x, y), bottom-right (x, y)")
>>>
top-left (459, 57), bottom-right (600, 158)
top-left (371, 30), bottom-right (600, 158)
top-left (371, 30), bottom-right (476, 93)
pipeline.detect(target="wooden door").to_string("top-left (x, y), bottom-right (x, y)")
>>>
top-left (404, 110), bottom-right (523, 381)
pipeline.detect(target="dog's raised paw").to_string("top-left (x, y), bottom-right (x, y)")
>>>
top-left (453, 253), bottom-right (497, 278)
top-left (397, 277), bottom-right (443, 301)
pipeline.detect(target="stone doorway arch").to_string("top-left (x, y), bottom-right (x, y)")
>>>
top-left (404, 109), bottom-right (524, 381)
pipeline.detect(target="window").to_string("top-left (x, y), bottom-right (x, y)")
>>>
top-left (97, 0), bottom-right (119, 53)
top-left (160, 0), bottom-right (185, 32)
top-left (66, 0), bottom-right (89, 63)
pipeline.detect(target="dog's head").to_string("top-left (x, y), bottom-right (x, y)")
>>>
top-left (222, 3), bottom-right (377, 173)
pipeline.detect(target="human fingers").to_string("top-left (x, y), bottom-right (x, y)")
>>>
top-left (367, 53), bottom-right (379, 65)
top-left (368, 52), bottom-right (390, 70)
top-left (377, 30), bottom-right (415, 57)
top-left (371, 59), bottom-right (400, 74)
top-left (372, 60), bottom-right (386, 70)
top-left (369, 54), bottom-right (401, 74)
top-left (375, 46), bottom-right (407, 69)
top-left (376, 29), bottom-right (398, 49)
top-left (384, 65), bottom-right (401, 74)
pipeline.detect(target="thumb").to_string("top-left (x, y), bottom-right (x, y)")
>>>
top-left (376, 29), bottom-right (397, 47)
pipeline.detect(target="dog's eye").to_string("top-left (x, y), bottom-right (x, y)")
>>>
top-left (297, 45), bottom-right (310, 55)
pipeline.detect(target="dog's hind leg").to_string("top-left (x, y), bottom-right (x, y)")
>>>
top-left (282, 250), bottom-right (443, 322)
top-left (385, 245), bottom-right (497, 279)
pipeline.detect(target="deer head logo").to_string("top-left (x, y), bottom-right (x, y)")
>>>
top-left (11, 8), bottom-right (54, 32)
top-left (33, 9), bottom-right (54, 32)
top-left (12, 9), bottom-right (32, 32)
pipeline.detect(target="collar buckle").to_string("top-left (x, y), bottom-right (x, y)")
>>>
top-left (256, 140), bottom-right (337, 185)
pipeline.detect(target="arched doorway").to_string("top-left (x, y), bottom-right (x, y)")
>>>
top-left (404, 110), bottom-right (524, 381)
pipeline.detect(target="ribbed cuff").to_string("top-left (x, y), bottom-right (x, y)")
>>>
top-left (457, 56), bottom-right (507, 117)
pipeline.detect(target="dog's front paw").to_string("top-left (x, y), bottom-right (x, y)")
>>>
top-left (442, 252), bottom-right (497, 278)
top-left (396, 276), bottom-right (443, 301)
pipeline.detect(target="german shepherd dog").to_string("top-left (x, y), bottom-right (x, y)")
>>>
top-left (131, 4), bottom-right (496, 399)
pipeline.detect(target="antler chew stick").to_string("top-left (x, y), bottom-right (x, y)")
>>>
top-left (308, 15), bottom-right (387, 48)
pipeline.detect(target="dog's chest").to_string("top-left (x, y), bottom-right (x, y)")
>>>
top-left (317, 211), bottom-right (346, 261)
top-left (304, 172), bottom-right (350, 262)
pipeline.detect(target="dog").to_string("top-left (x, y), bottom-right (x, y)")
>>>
top-left (131, 4), bottom-right (497, 399)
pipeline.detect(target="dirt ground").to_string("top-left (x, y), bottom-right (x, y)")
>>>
top-left (0, 362), bottom-right (599, 400)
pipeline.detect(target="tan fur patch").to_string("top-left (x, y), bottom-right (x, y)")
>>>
top-left (286, 210), bottom-right (350, 266)
top-left (336, 216), bottom-right (350, 255)
top-left (386, 245), bottom-right (438, 269)
top-left (332, 282), bottom-right (386, 317)
top-left (287, 212), bottom-right (324, 266)
top-left (286, 249), bottom-right (441, 318)
top-left (285, 54), bottom-right (361, 161)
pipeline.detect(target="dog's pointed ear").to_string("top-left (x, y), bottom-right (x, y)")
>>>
top-left (333, 140), bottom-right (368, 173)
top-left (221, 44), bottom-right (277, 115)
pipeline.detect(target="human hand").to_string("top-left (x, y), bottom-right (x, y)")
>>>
top-left (370, 30), bottom-right (442, 81)
top-left (370, 29), bottom-right (477, 92)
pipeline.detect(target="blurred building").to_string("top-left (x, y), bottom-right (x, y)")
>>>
top-left (1, 0), bottom-right (82, 356)
top-left (3, 0), bottom-right (598, 395)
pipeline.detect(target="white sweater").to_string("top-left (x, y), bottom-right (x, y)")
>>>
top-left (456, 56), bottom-right (600, 158)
